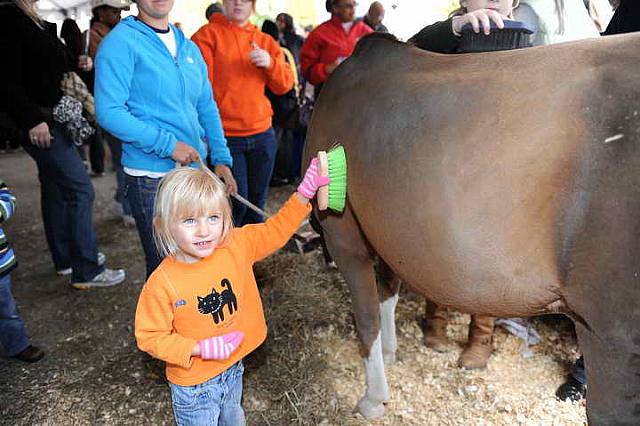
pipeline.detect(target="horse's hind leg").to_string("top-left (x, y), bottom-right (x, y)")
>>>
top-left (316, 205), bottom-right (389, 419)
top-left (377, 260), bottom-right (401, 365)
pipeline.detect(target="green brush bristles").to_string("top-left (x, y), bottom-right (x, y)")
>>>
top-left (326, 144), bottom-right (347, 212)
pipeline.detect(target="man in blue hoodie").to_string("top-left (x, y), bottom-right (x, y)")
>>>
top-left (95, 0), bottom-right (236, 277)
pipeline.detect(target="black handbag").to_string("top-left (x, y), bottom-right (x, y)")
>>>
top-left (296, 95), bottom-right (314, 132)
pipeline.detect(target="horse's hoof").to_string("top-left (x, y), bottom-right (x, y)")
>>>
top-left (355, 396), bottom-right (385, 419)
top-left (383, 351), bottom-right (396, 364)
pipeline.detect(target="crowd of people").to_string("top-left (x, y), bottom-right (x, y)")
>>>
top-left (1, 0), bottom-right (639, 423)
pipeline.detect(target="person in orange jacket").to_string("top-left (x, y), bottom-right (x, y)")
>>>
top-left (192, 0), bottom-right (294, 227)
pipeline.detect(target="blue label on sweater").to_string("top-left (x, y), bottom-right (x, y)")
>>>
top-left (175, 299), bottom-right (187, 308)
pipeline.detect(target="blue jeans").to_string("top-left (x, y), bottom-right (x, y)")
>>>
top-left (227, 128), bottom-right (278, 226)
top-left (124, 174), bottom-right (162, 278)
top-left (170, 361), bottom-right (245, 426)
top-left (0, 275), bottom-right (29, 356)
top-left (100, 128), bottom-right (131, 216)
top-left (22, 126), bottom-right (104, 282)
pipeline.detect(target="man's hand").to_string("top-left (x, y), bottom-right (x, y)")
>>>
top-left (171, 141), bottom-right (199, 166)
top-left (214, 164), bottom-right (237, 196)
top-left (78, 55), bottom-right (93, 71)
top-left (249, 47), bottom-right (272, 69)
top-left (325, 58), bottom-right (343, 75)
top-left (452, 9), bottom-right (505, 35)
top-left (28, 122), bottom-right (53, 148)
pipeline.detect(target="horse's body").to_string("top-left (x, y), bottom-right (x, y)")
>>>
top-left (304, 32), bottom-right (640, 424)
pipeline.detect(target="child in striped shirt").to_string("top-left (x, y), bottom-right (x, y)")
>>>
top-left (0, 179), bottom-right (44, 362)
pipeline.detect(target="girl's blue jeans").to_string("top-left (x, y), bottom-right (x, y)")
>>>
top-left (0, 274), bottom-right (29, 356)
top-left (170, 361), bottom-right (245, 426)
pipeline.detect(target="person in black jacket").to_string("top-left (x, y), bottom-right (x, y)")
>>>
top-left (276, 13), bottom-right (304, 67)
top-left (0, 0), bottom-right (125, 288)
top-left (602, 0), bottom-right (640, 35)
top-left (408, 0), bottom-right (521, 371)
top-left (409, 0), bottom-right (515, 53)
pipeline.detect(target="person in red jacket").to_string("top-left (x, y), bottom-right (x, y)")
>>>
top-left (192, 0), bottom-right (294, 227)
top-left (300, 0), bottom-right (372, 91)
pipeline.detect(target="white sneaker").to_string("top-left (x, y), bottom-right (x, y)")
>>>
top-left (72, 268), bottom-right (126, 289)
top-left (122, 215), bottom-right (136, 228)
top-left (56, 252), bottom-right (106, 276)
top-left (111, 200), bottom-right (124, 217)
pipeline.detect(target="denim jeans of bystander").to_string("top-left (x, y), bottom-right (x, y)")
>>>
top-left (22, 126), bottom-right (104, 282)
top-left (124, 174), bottom-right (162, 277)
top-left (227, 128), bottom-right (278, 227)
top-left (100, 127), bottom-right (132, 216)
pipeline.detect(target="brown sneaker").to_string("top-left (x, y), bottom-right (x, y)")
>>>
top-left (423, 300), bottom-right (449, 352)
top-left (458, 315), bottom-right (495, 370)
top-left (11, 345), bottom-right (45, 363)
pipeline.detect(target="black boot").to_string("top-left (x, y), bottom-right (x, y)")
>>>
top-left (10, 345), bottom-right (45, 363)
top-left (556, 377), bottom-right (586, 401)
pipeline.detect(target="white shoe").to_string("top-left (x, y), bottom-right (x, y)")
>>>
top-left (56, 252), bottom-right (106, 276)
top-left (122, 215), bottom-right (136, 228)
top-left (72, 268), bottom-right (126, 289)
top-left (111, 200), bottom-right (124, 217)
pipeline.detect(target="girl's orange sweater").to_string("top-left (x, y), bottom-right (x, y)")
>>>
top-left (192, 14), bottom-right (294, 137)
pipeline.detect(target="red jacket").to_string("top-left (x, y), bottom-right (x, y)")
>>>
top-left (300, 16), bottom-right (372, 87)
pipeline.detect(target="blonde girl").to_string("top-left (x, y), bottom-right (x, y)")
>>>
top-left (135, 161), bottom-right (328, 425)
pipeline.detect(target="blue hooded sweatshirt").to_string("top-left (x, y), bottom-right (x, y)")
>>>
top-left (95, 17), bottom-right (232, 172)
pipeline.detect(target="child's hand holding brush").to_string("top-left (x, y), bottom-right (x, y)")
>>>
top-left (297, 158), bottom-right (331, 204)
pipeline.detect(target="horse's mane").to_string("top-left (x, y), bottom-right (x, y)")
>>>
top-left (352, 32), bottom-right (405, 57)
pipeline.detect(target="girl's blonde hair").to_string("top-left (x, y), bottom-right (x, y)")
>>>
top-left (450, 0), bottom-right (520, 18)
top-left (153, 166), bottom-right (233, 258)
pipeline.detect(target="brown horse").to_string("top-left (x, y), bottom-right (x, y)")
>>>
top-left (304, 32), bottom-right (640, 424)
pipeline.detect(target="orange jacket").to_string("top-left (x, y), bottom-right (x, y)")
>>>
top-left (192, 14), bottom-right (294, 137)
top-left (135, 194), bottom-right (310, 386)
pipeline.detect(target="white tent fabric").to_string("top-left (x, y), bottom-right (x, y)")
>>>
top-left (36, 0), bottom-right (116, 34)
top-left (37, 0), bottom-right (91, 13)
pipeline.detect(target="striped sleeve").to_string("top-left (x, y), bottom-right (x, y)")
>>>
top-left (0, 179), bottom-right (16, 223)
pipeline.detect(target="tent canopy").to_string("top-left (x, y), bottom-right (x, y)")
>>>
top-left (39, 0), bottom-right (91, 12)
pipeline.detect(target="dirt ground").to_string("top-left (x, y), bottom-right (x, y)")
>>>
top-left (0, 149), bottom-right (587, 425)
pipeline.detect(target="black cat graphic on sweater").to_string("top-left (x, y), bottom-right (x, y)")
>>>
top-left (197, 279), bottom-right (238, 324)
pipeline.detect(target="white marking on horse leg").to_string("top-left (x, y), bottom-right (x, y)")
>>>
top-left (356, 332), bottom-right (389, 418)
top-left (380, 293), bottom-right (399, 365)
